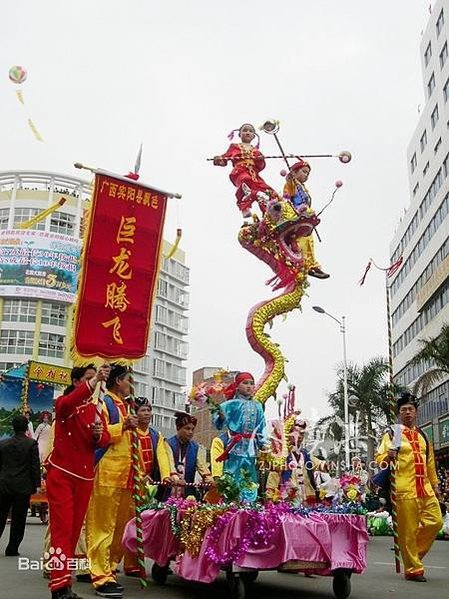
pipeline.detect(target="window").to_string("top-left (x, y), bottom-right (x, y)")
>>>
top-left (2, 299), bottom-right (37, 323)
top-left (38, 332), bottom-right (65, 359)
top-left (435, 137), bottom-right (442, 154)
top-left (423, 161), bottom-right (430, 176)
top-left (437, 9), bottom-right (445, 36)
top-left (41, 302), bottom-right (67, 327)
top-left (431, 104), bottom-right (439, 129)
top-left (153, 359), bottom-right (166, 378)
top-left (49, 212), bottom-right (75, 236)
top-left (157, 278), bottom-right (168, 298)
top-left (420, 129), bottom-right (428, 152)
top-left (444, 78), bottom-right (449, 101)
top-left (0, 330), bottom-right (34, 355)
top-left (0, 208), bottom-right (9, 230)
top-left (411, 152), bottom-right (417, 173)
top-left (425, 41), bottom-right (432, 65)
top-left (427, 73), bottom-right (435, 97)
top-left (413, 182), bottom-right (420, 196)
top-left (14, 208), bottom-right (45, 230)
top-left (440, 42), bottom-right (448, 68)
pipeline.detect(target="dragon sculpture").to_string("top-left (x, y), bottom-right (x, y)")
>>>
top-left (238, 200), bottom-right (319, 404)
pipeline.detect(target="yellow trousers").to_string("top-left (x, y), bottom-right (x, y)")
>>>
top-left (298, 235), bottom-right (320, 270)
top-left (86, 484), bottom-right (138, 588)
top-left (396, 496), bottom-right (442, 577)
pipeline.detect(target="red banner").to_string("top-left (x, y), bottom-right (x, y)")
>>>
top-left (73, 172), bottom-right (167, 361)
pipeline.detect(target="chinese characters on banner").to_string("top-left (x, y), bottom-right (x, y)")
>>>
top-left (28, 361), bottom-right (71, 386)
top-left (73, 173), bottom-right (167, 360)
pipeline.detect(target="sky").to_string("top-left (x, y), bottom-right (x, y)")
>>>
top-left (1, 1), bottom-right (432, 421)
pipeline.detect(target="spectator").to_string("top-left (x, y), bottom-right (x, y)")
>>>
top-left (0, 415), bottom-right (41, 555)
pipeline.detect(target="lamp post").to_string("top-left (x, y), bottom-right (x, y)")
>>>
top-left (313, 305), bottom-right (350, 470)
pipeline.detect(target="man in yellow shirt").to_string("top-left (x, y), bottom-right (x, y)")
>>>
top-left (86, 366), bottom-right (173, 598)
top-left (376, 392), bottom-right (442, 582)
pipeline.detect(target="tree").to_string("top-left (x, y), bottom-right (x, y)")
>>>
top-left (409, 323), bottom-right (449, 396)
top-left (326, 357), bottom-right (396, 466)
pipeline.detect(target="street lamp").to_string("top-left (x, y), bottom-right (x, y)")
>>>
top-left (312, 305), bottom-right (350, 470)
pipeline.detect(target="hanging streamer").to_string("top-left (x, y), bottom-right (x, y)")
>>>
top-left (8, 65), bottom-right (44, 142)
top-left (18, 197), bottom-right (67, 230)
top-left (27, 118), bottom-right (44, 142)
top-left (165, 228), bottom-right (182, 260)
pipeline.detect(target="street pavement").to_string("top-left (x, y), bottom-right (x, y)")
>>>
top-left (0, 519), bottom-right (448, 598)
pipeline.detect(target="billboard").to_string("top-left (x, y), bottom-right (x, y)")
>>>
top-left (0, 229), bottom-right (81, 303)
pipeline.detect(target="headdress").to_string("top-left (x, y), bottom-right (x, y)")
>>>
top-left (290, 158), bottom-right (311, 173)
top-left (175, 411), bottom-right (198, 429)
top-left (135, 397), bottom-right (151, 410)
top-left (223, 371), bottom-right (255, 400)
top-left (397, 391), bottom-right (419, 411)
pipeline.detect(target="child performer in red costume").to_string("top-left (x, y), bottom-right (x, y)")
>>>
top-left (45, 364), bottom-right (111, 599)
top-left (213, 123), bottom-right (278, 217)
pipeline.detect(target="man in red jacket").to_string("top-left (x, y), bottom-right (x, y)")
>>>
top-left (46, 364), bottom-right (110, 599)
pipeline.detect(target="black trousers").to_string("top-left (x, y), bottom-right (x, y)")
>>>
top-left (0, 492), bottom-right (30, 554)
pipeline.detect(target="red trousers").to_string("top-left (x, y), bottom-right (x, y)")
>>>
top-left (230, 167), bottom-right (275, 213)
top-left (46, 466), bottom-right (93, 591)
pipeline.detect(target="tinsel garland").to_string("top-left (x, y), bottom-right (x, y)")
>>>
top-left (179, 505), bottom-right (227, 557)
top-left (136, 497), bottom-right (367, 559)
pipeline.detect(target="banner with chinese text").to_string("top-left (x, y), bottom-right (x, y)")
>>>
top-left (28, 361), bottom-right (71, 386)
top-left (73, 172), bottom-right (167, 362)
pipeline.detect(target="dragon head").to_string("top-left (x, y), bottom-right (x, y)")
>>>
top-left (238, 198), bottom-right (319, 288)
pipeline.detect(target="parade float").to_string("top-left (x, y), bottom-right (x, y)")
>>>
top-left (121, 121), bottom-right (368, 599)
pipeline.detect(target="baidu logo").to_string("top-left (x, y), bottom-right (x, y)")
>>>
top-left (18, 547), bottom-right (90, 572)
top-left (43, 547), bottom-right (66, 570)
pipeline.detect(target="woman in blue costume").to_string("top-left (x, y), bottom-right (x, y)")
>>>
top-left (213, 372), bottom-right (269, 500)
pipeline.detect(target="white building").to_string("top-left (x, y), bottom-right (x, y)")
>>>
top-left (0, 170), bottom-right (188, 436)
top-left (389, 0), bottom-right (449, 451)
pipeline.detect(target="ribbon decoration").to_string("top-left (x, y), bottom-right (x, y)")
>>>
top-left (165, 228), bottom-right (182, 260)
top-left (18, 198), bottom-right (67, 229)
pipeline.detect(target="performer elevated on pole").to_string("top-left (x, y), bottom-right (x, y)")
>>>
top-left (282, 159), bottom-right (329, 279)
top-left (213, 123), bottom-right (278, 217)
top-left (213, 372), bottom-right (270, 500)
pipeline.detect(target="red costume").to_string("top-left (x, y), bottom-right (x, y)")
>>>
top-left (216, 143), bottom-right (277, 213)
top-left (45, 382), bottom-right (110, 593)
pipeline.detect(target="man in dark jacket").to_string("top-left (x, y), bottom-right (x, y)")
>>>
top-left (0, 415), bottom-right (41, 555)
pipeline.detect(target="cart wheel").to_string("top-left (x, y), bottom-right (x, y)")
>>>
top-left (240, 571), bottom-right (258, 584)
top-left (151, 563), bottom-right (169, 585)
top-left (229, 576), bottom-right (245, 599)
top-left (332, 569), bottom-right (352, 599)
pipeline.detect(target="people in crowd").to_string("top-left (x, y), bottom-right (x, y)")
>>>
top-left (45, 364), bottom-right (110, 599)
top-left (0, 415), bottom-right (41, 556)
top-left (376, 391), bottom-right (442, 582)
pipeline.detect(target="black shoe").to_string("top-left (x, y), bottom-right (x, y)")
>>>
top-left (407, 575), bottom-right (427, 582)
top-left (68, 590), bottom-right (84, 599)
top-left (51, 587), bottom-right (76, 599)
top-left (5, 549), bottom-right (19, 556)
top-left (308, 267), bottom-right (330, 279)
top-left (75, 574), bottom-right (91, 583)
top-left (95, 582), bottom-right (123, 598)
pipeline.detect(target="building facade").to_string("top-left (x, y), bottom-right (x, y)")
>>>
top-left (0, 170), bottom-right (188, 436)
top-left (389, 0), bottom-right (449, 457)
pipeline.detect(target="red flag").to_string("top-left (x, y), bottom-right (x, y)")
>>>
top-left (359, 260), bottom-right (372, 286)
top-left (387, 256), bottom-right (403, 278)
top-left (73, 172), bottom-right (167, 362)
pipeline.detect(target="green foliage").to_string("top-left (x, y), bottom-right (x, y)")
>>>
top-left (409, 323), bottom-right (449, 396)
